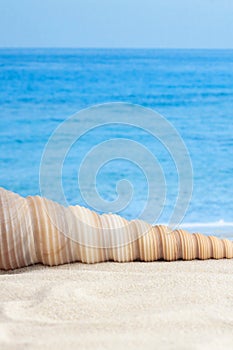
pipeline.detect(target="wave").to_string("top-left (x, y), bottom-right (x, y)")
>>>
top-left (159, 220), bottom-right (233, 239)
top-left (180, 220), bottom-right (233, 228)
top-left (182, 221), bottom-right (233, 239)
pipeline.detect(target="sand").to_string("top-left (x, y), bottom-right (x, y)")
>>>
top-left (1, 260), bottom-right (233, 350)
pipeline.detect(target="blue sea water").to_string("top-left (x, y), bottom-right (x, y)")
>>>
top-left (0, 49), bottom-right (233, 236)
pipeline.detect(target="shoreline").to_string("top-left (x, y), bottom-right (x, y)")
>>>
top-left (180, 224), bottom-right (233, 240)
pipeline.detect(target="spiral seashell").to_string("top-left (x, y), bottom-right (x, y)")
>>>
top-left (0, 187), bottom-right (232, 270)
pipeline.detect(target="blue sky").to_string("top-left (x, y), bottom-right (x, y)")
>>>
top-left (0, 0), bottom-right (233, 48)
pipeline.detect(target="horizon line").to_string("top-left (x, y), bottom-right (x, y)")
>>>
top-left (1, 46), bottom-right (233, 50)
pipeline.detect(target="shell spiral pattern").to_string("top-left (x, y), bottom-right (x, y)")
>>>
top-left (0, 187), bottom-right (233, 270)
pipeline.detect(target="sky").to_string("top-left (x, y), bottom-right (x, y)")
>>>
top-left (0, 0), bottom-right (233, 48)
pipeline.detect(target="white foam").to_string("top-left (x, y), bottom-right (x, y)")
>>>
top-left (180, 220), bottom-right (233, 228)
top-left (158, 220), bottom-right (233, 239)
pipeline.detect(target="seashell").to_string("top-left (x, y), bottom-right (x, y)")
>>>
top-left (0, 187), bottom-right (232, 270)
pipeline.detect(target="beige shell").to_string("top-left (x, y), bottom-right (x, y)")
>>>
top-left (0, 187), bottom-right (232, 270)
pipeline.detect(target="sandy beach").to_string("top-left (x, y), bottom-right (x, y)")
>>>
top-left (1, 260), bottom-right (233, 350)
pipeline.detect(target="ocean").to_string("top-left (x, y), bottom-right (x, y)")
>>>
top-left (0, 48), bottom-right (232, 237)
